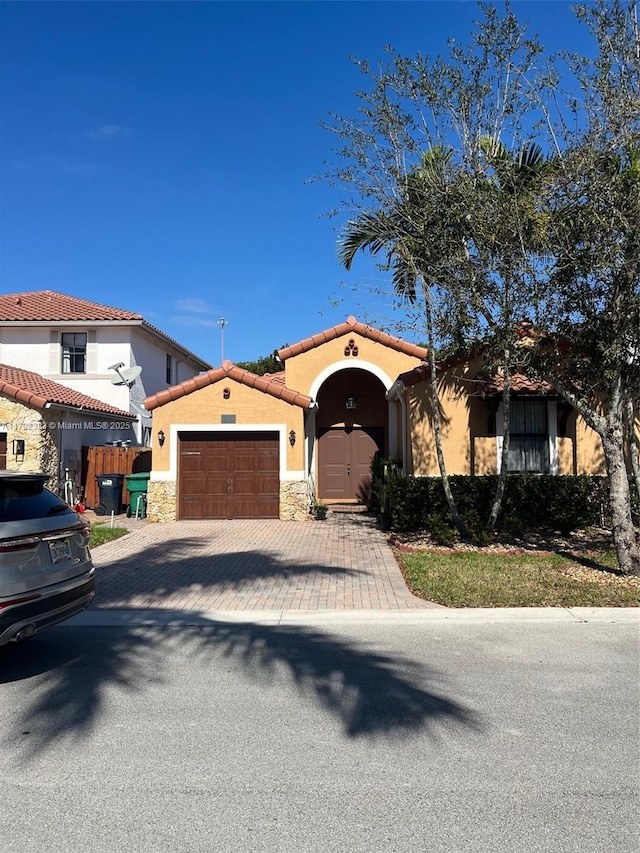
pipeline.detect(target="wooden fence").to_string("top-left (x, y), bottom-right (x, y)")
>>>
top-left (81, 446), bottom-right (152, 511)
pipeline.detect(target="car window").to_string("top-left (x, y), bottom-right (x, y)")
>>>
top-left (0, 480), bottom-right (75, 522)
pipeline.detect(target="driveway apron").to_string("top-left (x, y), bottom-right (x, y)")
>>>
top-left (90, 511), bottom-right (434, 611)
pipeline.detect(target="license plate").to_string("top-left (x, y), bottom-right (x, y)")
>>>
top-left (49, 539), bottom-right (72, 564)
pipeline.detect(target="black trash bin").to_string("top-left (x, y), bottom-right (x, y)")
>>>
top-left (95, 474), bottom-right (125, 516)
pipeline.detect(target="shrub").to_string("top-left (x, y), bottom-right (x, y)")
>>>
top-left (386, 473), bottom-right (617, 536)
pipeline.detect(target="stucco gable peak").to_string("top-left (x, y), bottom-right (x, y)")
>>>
top-left (278, 316), bottom-right (428, 361)
top-left (144, 361), bottom-right (315, 411)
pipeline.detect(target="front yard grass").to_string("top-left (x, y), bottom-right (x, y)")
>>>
top-left (396, 549), bottom-right (640, 607)
top-left (89, 524), bottom-right (129, 549)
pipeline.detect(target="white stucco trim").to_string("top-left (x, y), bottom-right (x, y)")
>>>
top-left (308, 359), bottom-right (394, 399)
top-left (308, 361), bottom-right (397, 491)
top-left (157, 423), bottom-right (291, 481)
top-left (495, 400), bottom-right (558, 474)
top-left (547, 401), bottom-right (558, 475)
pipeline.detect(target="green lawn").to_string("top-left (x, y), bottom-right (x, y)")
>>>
top-left (89, 524), bottom-right (129, 549)
top-left (396, 549), bottom-right (640, 607)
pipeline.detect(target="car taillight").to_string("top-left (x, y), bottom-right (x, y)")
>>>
top-left (0, 536), bottom-right (41, 553)
top-left (0, 593), bottom-right (41, 609)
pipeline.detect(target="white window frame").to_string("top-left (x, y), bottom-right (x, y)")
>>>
top-left (496, 399), bottom-right (558, 474)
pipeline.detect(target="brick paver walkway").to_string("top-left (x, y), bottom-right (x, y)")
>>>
top-left (91, 511), bottom-right (434, 611)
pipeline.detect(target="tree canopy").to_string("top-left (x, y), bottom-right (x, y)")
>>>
top-left (324, 0), bottom-right (640, 572)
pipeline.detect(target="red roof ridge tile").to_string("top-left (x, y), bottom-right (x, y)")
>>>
top-left (144, 362), bottom-right (315, 411)
top-left (0, 364), bottom-right (136, 418)
top-left (277, 316), bottom-right (427, 361)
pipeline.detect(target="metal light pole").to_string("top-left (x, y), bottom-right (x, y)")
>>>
top-left (217, 317), bottom-right (228, 363)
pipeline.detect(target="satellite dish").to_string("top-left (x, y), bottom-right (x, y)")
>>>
top-left (109, 364), bottom-right (143, 388)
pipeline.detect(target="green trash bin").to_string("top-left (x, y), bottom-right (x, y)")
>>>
top-left (125, 472), bottom-right (150, 518)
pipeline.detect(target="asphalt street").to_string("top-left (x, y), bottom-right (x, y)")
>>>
top-left (1, 613), bottom-right (638, 853)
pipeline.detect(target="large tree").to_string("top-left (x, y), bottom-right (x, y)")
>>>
top-left (325, 1), bottom-right (640, 572)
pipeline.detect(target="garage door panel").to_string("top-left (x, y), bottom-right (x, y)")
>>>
top-left (179, 432), bottom-right (279, 519)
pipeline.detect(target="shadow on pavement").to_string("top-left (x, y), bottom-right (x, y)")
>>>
top-left (1, 617), bottom-right (481, 758)
top-left (92, 539), bottom-right (363, 606)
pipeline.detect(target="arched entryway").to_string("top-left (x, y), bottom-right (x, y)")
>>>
top-left (315, 368), bottom-right (387, 503)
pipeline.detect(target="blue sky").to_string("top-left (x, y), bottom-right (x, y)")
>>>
top-left (1, 1), bottom-right (590, 367)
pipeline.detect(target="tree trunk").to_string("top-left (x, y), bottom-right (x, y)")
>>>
top-left (487, 354), bottom-right (510, 531)
top-left (625, 399), bottom-right (640, 503)
top-left (539, 369), bottom-right (639, 574)
top-left (600, 414), bottom-right (640, 575)
top-left (423, 283), bottom-right (468, 540)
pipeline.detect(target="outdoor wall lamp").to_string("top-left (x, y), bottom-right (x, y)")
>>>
top-left (12, 439), bottom-right (25, 457)
top-left (289, 430), bottom-right (296, 446)
top-left (345, 396), bottom-right (358, 410)
top-left (157, 429), bottom-right (166, 447)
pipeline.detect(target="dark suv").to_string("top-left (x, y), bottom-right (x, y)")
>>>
top-left (0, 471), bottom-right (95, 646)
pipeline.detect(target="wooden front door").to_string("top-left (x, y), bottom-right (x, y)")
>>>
top-left (178, 432), bottom-right (279, 519)
top-left (317, 427), bottom-right (384, 502)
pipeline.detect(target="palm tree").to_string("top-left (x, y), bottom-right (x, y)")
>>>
top-left (338, 141), bottom-right (551, 536)
top-left (339, 147), bottom-right (471, 539)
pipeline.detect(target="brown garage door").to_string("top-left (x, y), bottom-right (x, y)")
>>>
top-left (179, 431), bottom-right (279, 519)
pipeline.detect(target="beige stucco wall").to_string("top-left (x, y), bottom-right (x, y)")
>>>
top-left (407, 360), bottom-right (482, 476)
top-left (575, 415), bottom-right (606, 475)
top-left (406, 359), bottom-right (609, 477)
top-left (0, 397), bottom-right (60, 485)
top-left (150, 380), bottom-right (307, 473)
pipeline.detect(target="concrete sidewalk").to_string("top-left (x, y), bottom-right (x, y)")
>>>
top-left (89, 510), bottom-right (437, 612)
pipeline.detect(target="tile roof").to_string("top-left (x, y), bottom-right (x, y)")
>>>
top-left (144, 361), bottom-right (315, 411)
top-left (0, 290), bottom-right (143, 321)
top-left (278, 316), bottom-right (428, 361)
top-left (477, 373), bottom-right (555, 395)
top-left (0, 364), bottom-right (136, 418)
top-left (396, 362), bottom-right (554, 394)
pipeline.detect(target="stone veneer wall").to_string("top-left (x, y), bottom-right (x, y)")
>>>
top-left (279, 480), bottom-right (311, 521)
top-left (0, 398), bottom-right (60, 486)
top-left (146, 478), bottom-right (311, 522)
top-left (146, 479), bottom-right (177, 522)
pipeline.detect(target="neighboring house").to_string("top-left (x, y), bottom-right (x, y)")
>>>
top-left (0, 364), bottom-right (136, 495)
top-left (0, 290), bottom-right (211, 445)
top-left (142, 315), bottom-right (609, 523)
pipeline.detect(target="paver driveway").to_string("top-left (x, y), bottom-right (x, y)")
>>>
top-left (90, 511), bottom-right (435, 611)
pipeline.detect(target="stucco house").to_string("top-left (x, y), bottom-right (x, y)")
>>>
top-left (0, 290), bottom-right (211, 446)
top-left (0, 364), bottom-right (136, 495)
top-left (143, 316), bottom-right (607, 522)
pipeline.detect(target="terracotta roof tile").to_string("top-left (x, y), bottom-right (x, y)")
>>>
top-left (396, 363), bottom-right (554, 394)
top-left (0, 290), bottom-right (143, 322)
top-left (478, 373), bottom-right (555, 395)
top-left (0, 364), bottom-right (136, 418)
top-left (278, 316), bottom-right (427, 361)
top-left (144, 361), bottom-right (315, 411)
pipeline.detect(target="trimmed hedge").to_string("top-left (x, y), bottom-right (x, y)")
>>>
top-left (385, 473), bottom-right (635, 537)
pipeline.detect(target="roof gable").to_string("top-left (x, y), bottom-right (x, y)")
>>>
top-left (278, 316), bottom-right (427, 361)
top-left (144, 361), bottom-right (314, 411)
top-left (0, 364), bottom-right (136, 418)
top-left (0, 290), bottom-right (212, 370)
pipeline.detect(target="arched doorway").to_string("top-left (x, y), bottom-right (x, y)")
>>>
top-left (315, 369), bottom-right (387, 502)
